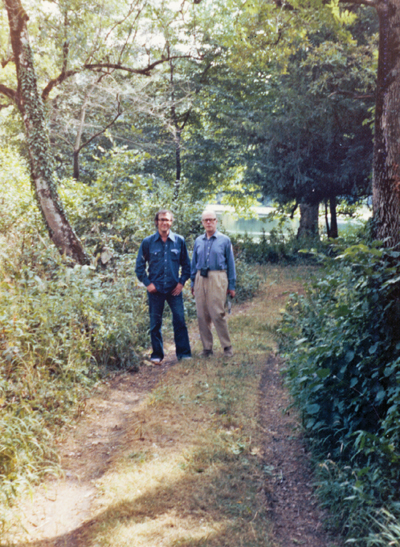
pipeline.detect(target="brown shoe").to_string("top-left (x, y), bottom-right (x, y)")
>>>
top-left (223, 346), bottom-right (234, 357)
top-left (199, 349), bottom-right (213, 358)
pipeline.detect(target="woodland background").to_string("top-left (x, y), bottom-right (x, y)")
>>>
top-left (1, 0), bottom-right (400, 545)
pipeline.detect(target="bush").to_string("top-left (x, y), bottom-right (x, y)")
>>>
top-left (0, 236), bottom-right (153, 516)
top-left (278, 242), bottom-right (400, 544)
top-left (231, 220), bottom-right (316, 264)
top-left (234, 258), bottom-right (264, 303)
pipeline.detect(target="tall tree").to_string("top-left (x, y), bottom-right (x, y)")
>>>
top-left (256, 47), bottom-right (375, 238)
top-left (355, 0), bottom-right (400, 245)
top-left (260, 0), bottom-right (400, 245)
top-left (182, 1), bottom-right (375, 234)
top-left (0, 0), bottom-right (197, 259)
top-left (4, 0), bottom-right (89, 263)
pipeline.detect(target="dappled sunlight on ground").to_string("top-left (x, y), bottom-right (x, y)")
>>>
top-left (3, 265), bottom-right (335, 547)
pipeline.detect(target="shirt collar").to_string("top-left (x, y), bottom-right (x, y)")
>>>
top-left (202, 229), bottom-right (219, 240)
top-left (155, 230), bottom-right (176, 242)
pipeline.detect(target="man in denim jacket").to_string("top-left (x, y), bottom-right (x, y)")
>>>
top-left (135, 210), bottom-right (192, 364)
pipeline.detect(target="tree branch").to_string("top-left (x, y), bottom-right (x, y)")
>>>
top-left (179, 61), bottom-right (212, 132)
top-left (289, 202), bottom-right (298, 219)
top-left (1, 53), bottom-right (14, 68)
top-left (42, 69), bottom-right (78, 101)
top-left (41, 55), bottom-right (198, 101)
top-left (84, 55), bottom-right (195, 75)
top-left (78, 96), bottom-right (123, 153)
top-left (329, 89), bottom-right (375, 100)
top-left (0, 83), bottom-right (17, 103)
top-left (273, 0), bottom-right (294, 10)
top-left (104, 0), bottom-right (143, 44)
top-left (339, 0), bottom-right (378, 7)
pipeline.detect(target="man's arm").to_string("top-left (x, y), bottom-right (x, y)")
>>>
top-left (172, 237), bottom-right (190, 296)
top-left (179, 238), bottom-right (191, 286)
top-left (135, 239), bottom-right (151, 287)
top-left (190, 240), bottom-right (199, 295)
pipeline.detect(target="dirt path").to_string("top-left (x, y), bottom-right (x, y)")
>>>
top-left (260, 354), bottom-right (335, 547)
top-left (6, 268), bottom-right (340, 547)
top-left (7, 357), bottom-right (178, 545)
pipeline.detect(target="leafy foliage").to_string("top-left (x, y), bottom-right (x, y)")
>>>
top-left (60, 146), bottom-right (206, 256)
top-left (0, 149), bottom-right (194, 516)
top-left (0, 233), bottom-right (150, 522)
top-left (278, 242), bottom-right (400, 543)
top-left (233, 258), bottom-right (263, 303)
top-left (231, 222), bottom-right (302, 265)
top-left (0, 147), bottom-right (261, 523)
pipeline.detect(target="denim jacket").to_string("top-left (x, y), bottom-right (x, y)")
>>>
top-left (135, 231), bottom-right (191, 294)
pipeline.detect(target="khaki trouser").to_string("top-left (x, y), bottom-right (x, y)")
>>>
top-left (194, 270), bottom-right (232, 351)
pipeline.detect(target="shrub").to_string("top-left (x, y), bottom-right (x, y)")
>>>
top-left (231, 221), bottom-right (316, 264)
top-left (278, 242), bottom-right (400, 543)
top-left (234, 258), bottom-right (264, 303)
top-left (0, 236), bottom-right (153, 516)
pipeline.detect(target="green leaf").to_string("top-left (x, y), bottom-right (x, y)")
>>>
top-left (316, 368), bottom-right (330, 379)
top-left (306, 403), bottom-right (320, 414)
top-left (369, 343), bottom-right (378, 355)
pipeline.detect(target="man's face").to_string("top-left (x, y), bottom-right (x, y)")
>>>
top-left (157, 213), bottom-right (173, 235)
top-left (202, 213), bottom-right (218, 236)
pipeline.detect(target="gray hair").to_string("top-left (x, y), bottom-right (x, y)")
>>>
top-left (201, 209), bottom-right (217, 220)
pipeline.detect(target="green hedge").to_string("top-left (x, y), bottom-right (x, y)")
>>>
top-left (278, 243), bottom-right (400, 544)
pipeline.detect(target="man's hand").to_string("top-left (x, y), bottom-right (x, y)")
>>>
top-left (171, 282), bottom-right (184, 296)
top-left (147, 283), bottom-right (157, 293)
top-left (227, 289), bottom-right (236, 298)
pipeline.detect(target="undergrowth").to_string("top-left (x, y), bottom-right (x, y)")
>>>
top-left (278, 242), bottom-right (400, 545)
top-left (231, 215), bottom-right (368, 265)
top-left (0, 147), bottom-right (262, 527)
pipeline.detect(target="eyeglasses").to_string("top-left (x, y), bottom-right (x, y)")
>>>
top-left (202, 218), bottom-right (217, 223)
top-left (158, 218), bottom-right (172, 223)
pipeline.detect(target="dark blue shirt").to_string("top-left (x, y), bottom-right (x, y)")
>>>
top-left (135, 231), bottom-right (191, 294)
top-left (191, 230), bottom-right (236, 290)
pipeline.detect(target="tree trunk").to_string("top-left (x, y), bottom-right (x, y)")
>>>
top-left (73, 80), bottom-right (98, 180)
top-left (325, 200), bottom-right (330, 236)
top-left (73, 150), bottom-right (80, 180)
top-left (4, 0), bottom-right (89, 264)
top-left (372, 0), bottom-right (400, 246)
top-left (329, 195), bottom-right (338, 238)
top-left (170, 59), bottom-right (182, 199)
top-left (297, 201), bottom-right (319, 239)
top-left (174, 126), bottom-right (182, 198)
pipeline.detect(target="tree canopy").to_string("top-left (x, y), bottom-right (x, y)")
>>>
top-left (2, 0), bottom-right (400, 251)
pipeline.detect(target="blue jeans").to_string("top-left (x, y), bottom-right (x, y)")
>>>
top-left (148, 291), bottom-right (191, 360)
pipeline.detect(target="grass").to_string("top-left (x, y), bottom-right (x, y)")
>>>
top-left (51, 264), bottom-right (313, 547)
